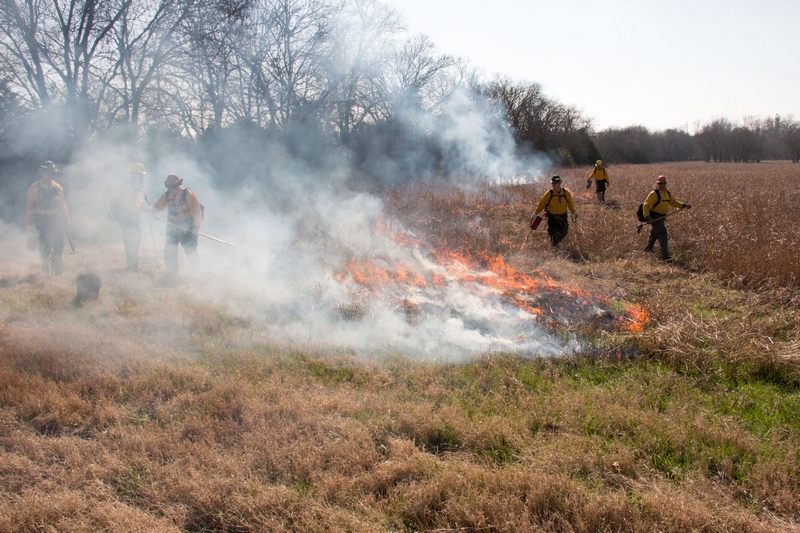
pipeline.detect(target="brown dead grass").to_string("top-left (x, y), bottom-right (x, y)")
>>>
top-left (2, 347), bottom-right (799, 532)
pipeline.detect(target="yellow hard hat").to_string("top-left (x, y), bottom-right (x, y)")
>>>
top-left (129, 162), bottom-right (146, 174)
top-left (596, 160), bottom-right (603, 166)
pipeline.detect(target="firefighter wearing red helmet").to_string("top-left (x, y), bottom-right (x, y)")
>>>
top-left (532, 175), bottom-right (577, 247)
top-left (25, 161), bottom-right (69, 275)
top-left (150, 173), bottom-right (203, 276)
top-left (586, 159), bottom-right (609, 203)
top-left (642, 175), bottom-right (691, 261)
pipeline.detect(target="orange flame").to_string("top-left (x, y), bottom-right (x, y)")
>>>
top-left (620, 303), bottom-right (650, 333)
top-left (336, 217), bottom-right (644, 333)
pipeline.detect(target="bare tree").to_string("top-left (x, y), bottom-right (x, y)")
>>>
top-left (0, 0), bottom-right (55, 105)
top-left (104, 0), bottom-right (195, 129)
top-left (325, 0), bottom-right (401, 144)
top-left (387, 34), bottom-right (455, 111)
top-left (775, 115), bottom-right (800, 163)
top-left (179, 0), bottom-right (250, 133)
top-left (239, 0), bottom-right (333, 129)
top-left (0, 0), bottom-right (137, 132)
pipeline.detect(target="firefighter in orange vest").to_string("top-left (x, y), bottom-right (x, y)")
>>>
top-left (25, 161), bottom-right (69, 275)
top-left (586, 159), bottom-right (609, 203)
top-left (150, 174), bottom-right (203, 276)
top-left (113, 163), bottom-right (149, 272)
top-left (642, 175), bottom-right (691, 261)
top-left (532, 175), bottom-right (577, 247)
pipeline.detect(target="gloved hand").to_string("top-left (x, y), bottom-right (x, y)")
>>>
top-left (683, 203), bottom-right (692, 209)
top-left (570, 213), bottom-right (578, 222)
top-left (646, 216), bottom-right (653, 223)
top-left (586, 180), bottom-right (592, 189)
top-left (191, 226), bottom-right (200, 237)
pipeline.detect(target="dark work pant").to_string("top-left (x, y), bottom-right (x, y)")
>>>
top-left (646, 217), bottom-right (670, 259)
top-left (119, 221), bottom-right (141, 270)
top-left (165, 219), bottom-right (199, 275)
top-left (595, 180), bottom-right (607, 202)
top-left (34, 214), bottom-right (64, 274)
top-left (547, 213), bottom-right (569, 247)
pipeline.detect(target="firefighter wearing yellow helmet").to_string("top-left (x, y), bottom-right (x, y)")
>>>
top-left (150, 173), bottom-right (203, 276)
top-left (112, 163), bottom-right (149, 271)
top-left (586, 159), bottom-right (609, 203)
top-left (642, 175), bottom-right (691, 261)
top-left (25, 161), bottom-right (69, 275)
top-left (531, 175), bottom-right (577, 247)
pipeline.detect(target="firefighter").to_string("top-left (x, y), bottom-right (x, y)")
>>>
top-left (149, 174), bottom-right (203, 276)
top-left (25, 161), bottom-right (69, 275)
top-left (114, 163), bottom-right (149, 272)
top-left (642, 175), bottom-right (691, 261)
top-left (532, 175), bottom-right (577, 247)
top-left (586, 159), bottom-right (609, 202)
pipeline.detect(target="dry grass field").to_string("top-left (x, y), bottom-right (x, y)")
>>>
top-left (1, 162), bottom-right (799, 532)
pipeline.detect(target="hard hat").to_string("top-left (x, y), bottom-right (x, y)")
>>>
top-left (129, 162), bottom-right (146, 174)
top-left (551, 175), bottom-right (562, 183)
top-left (596, 160), bottom-right (603, 166)
top-left (656, 175), bottom-right (667, 184)
top-left (39, 160), bottom-right (57, 174)
top-left (164, 173), bottom-right (183, 187)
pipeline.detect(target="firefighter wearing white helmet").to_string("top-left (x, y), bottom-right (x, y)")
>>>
top-left (112, 162), bottom-right (149, 271)
top-left (25, 160), bottom-right (69, 275)
top-left (586, 159), bottom-right (609, 203)
top-left (150, 173), bottom-right (203, 276)
top-left (642, 175), bottom-right (691, 261)
top-left (531, 175), bottom-right (577, 247)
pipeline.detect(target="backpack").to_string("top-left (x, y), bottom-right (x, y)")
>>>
top-left (168, 188), bottom-right (204, 221)
top-left (545, 188), bottom-right (567, 213)
top-left (636, 189), bottom-right (666, 222)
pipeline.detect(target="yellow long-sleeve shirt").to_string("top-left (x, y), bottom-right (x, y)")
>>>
top-left (642, 189), bottom-right (684, 217)
top-left (588, 166), bottom-right (609, 183)
top-left (535, 188), bottom-right (576, 216)
top-left (117, 180), bottom-right (146, 213)
top-left (151, 187), bottom-right (203, 226)
top-left (25, 179), bottom-right (69, 226)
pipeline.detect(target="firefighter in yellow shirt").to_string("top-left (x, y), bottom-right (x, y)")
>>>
top-left (586, 159), bottom-right (609, 203)
top-left (642, 175), bottom-right (691, 261)
top-left (532, 175), bottom-right (577, 247)
top-left (112, 163), bottom-right (149, 272)
top-left (25, 161), bottom-right (69, 275)
top-left (150, 174), bottom-right (203, 276)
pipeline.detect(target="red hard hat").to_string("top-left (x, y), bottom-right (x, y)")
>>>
top-left (656, 175), bottom-right (667, 184)
top-left (165, 173), bottom-right (183, 187)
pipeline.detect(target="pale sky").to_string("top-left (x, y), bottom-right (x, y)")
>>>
top-left (381, 0), bottom-right (800, 132)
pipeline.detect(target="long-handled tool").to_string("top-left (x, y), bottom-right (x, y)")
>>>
top-left (148, 217), bottom-right (160, 269)
top-left (636, 209), bottom-right (686, 234)
top-left (152, 216), bottom-right (236, 248)
top-left (64, 228), bottom-right (76, 253)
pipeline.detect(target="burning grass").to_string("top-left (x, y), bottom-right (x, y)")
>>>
top-left (1, 162), bottom-right (800, 531)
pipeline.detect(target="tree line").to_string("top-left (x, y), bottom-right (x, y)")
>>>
top-left (595, 116), bottom-right (800, 165)
top-left (1, 0), bottom-right (794, 194)
top-left (0, 0), bottom-right (604, 188)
